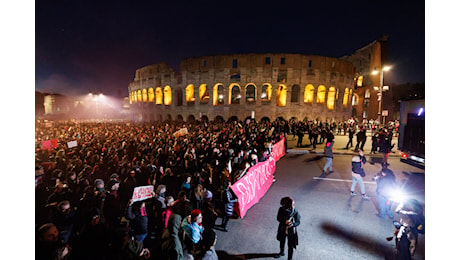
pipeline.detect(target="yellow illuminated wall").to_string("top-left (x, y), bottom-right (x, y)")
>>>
top-left (276, 85), bottom-right (287, 106)
top-left (304, 84), bottom-right (314, 103)
top-left (155, 87), bottom-right (163, 104)
top-left (343, 88), bottom-right (349, 106)
top-left (186, 84), bottom-right (195, 102)
top-left (317, 85), bottom-right (326, 103)
top-left (148, 88), bottom-right (154, 102)
top-left (164, 86), bottom-right (172, 105)
top-left (326, 87), bottom-right (336, 110)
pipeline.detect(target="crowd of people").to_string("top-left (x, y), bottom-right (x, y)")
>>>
top-left (35, 118), bottom-right (289, 259)
top-left (35, 116), bottom-right (400, 259)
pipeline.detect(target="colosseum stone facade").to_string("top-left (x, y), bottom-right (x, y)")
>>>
top-left (128, 53), bottom-right (360, 123)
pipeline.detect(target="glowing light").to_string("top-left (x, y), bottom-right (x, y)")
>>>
top-left (417, 108), bottom-right (424, 116)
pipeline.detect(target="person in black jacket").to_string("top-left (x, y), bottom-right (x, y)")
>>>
top-left (220, 179), bottom-right (238, 232)
top-left (350, 150), bottom-right (370, 199)
top-left (275, 197), bottom-right (300, 260)
top-left (125, 199), bottom-right (149, 242)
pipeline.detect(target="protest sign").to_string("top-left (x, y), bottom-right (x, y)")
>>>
top-left (173, 128), bottom-right (188, 138)
top-left (41, 139), bottom-right (58, 150)
top-left (132, 185), bottom-right (155, 202)
top-left (67, 140), bottom-right (78, 148)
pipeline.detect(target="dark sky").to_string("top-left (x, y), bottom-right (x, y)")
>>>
top-left (35, 0), bottom-right (425, 97)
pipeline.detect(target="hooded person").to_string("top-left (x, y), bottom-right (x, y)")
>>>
top-left (161, 214), bottom-right (184, 260)
top-left (275, 197), bottom-right (300, 260)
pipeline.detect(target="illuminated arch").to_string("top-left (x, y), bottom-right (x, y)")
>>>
top-left (213, 83), bottom-right (224, 105)
top-left (148, 87), bottom-right (154, 102)
top-left (357, 75), bottom-right (364, 88)
top-left (129, 91), bottom-right (134, 103)
top-left (246, 84), bottom-right (256, 102)
top-left (326, 86), bottom-right (336, 110)
top-left (261, 84), bottom-right (272, 102)
top-left (164, 86), bottom-right (172, 105)
top-left (229, 84), bottom-right (241, 104)
top-left (199, 84), bottom-right (209, 103)
top-left (304, 84), bottom-right (315, 103)
top-left (142, 89), bottom-right (148, 102)
top-left (155, 87), bottom-right (163, 104)
top-left (352, 93), bottom-right (359, 106)
top-left (137, 90), bottom-right (142, 102)
top-left (185, 84), bottom-right (195, 103)
top-left (317, 85), bottom-right (326, 104)
top-left (343, 88), bottom-right (349, 106)
top-left (276, 84), bottom-right (287, 106)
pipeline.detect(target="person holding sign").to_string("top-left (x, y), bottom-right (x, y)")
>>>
top-left (125, 199), bottom-right (149, 242)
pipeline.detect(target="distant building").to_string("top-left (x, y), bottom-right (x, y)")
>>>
top-left (128, 37), bottom-right (390, 123)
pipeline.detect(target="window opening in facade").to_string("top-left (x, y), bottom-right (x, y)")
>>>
top-left (246, 84), bottom-right (256, 102)
top-left (326, 87), bottom-right (336, 110)
top-left (142, 89), bottom-right (148, 102)
top-left (276, 85), bottom-right (287, 106)
top-left (291, 84), bottom-right (300, 102)
top-left (343, 88), bottom-right (349, 106)
top-left (175, 89), bottom-right (183, 106)
top-left (199, 84), bottom-right (209, 103)
top-left (185, 84), bottom-right (195, 103)
top-left (261, 84), bottom-right (272, 102)
top-left (265, 57), bottom-right (271, 65)
top-left (213, 84), bottom-right (224, 105)
top-left (148, 88), bottom-right (154, 102)
top-left (155, 87), bottom-right (163, 104)
top-left (308, 60), bottom-right (312, 68)
top-left (164, 86), bottom-right (172, 105)
top-left (232, 59), bottom-right (238, 68)
top-left (229, 84), bottom-right (241, 104)
top-left (304, 84), bottom-right (315, 103)
top-left (280, 57), bottom-right (286, 64)
top-left (137, 90), bottom-right (142, 102)
top-left (317, 85), bottom-right (326, 104)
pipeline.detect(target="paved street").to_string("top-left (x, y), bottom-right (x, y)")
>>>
top-left (214, 134), bottom-right (425, 259)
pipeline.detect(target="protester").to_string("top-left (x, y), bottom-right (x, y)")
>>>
top-left (350, 150), bottom-right (371, 199)
top-left (220, 179), bottom-right (238, 232)
top-left (275, 197), bottom-right (300, 260)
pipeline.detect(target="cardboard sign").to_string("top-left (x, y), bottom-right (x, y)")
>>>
top-left (173, 128), bottom-right (188, 138)
top-left (132, 185), bottom-right (155, 202)
top-left (67, 140), bottom-right (78, 148)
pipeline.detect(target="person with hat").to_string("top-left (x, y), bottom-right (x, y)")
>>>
top-left (181, 209), bottom-right (204, 257)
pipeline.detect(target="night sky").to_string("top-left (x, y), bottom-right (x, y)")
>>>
top-left (35, 0), bottom-right (425, 97)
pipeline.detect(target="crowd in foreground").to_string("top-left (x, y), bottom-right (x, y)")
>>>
top-left (35, 118), bottom-right (291, 259)
top-left (35, 117), bottom-right (395, 259)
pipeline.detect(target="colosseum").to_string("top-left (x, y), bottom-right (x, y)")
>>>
top-left (128, 37), bottom-right (388, 123)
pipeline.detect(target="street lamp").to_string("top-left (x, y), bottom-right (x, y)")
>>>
top-left (372, 66), bottom-right (391, 124)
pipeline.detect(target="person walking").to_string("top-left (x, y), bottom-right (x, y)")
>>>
top-left (275, 197), bottom-right (300, 260)
top-left (350, 150), bottom-right (370, 199)
top-left (345, 127), bottom-right (355, 149)
top-left (321, 141), bottom-right (334, 176)
top-left (355, 128), bottom-right (367, 151)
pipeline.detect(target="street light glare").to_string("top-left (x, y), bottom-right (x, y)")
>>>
top-left (383, 66), bottom-right (391, 71)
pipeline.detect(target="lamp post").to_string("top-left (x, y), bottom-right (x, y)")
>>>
top-left (372, 66), bottom-right (391, 124)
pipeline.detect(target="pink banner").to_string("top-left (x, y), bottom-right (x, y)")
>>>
top-left (230, 137), bottom-right (286, 218)
top-left (41, 139), bottom-right (59, 150)
top-left (271, 136), bottom-right (286, 161)
top-left (231, 156), bottom-right (276, 218)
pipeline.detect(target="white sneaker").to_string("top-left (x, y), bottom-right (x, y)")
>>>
top-left (350, 191), bottom-right (356, 196)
